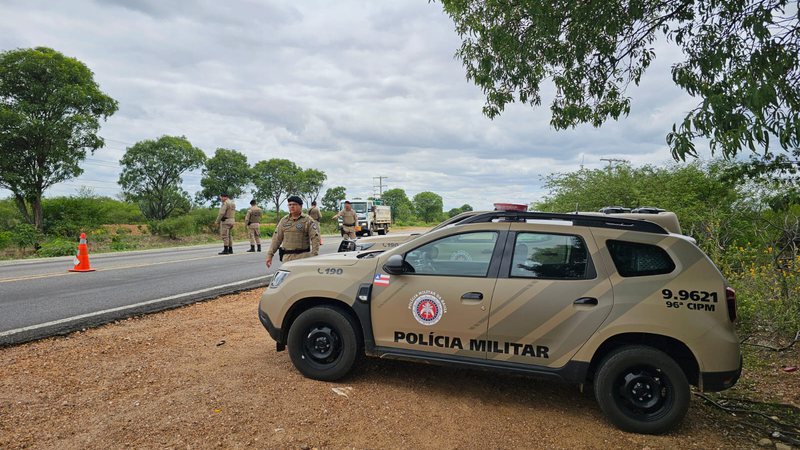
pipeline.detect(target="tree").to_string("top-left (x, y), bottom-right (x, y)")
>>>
top-left (413, 191), bottom-right (444, 222)
top-left (251, 158), bottom-right (301, 221)
top-left (448, 203), bottom-right (473, 218)
top-left (118, 136), bottom-right (206, 220)
top-left (440, 1), bottom-right (800, 160)
top-left (723, 148), bottom-right (800, 211)
top-left (382, 188), bottom-right (414, 222)
top-left (533, 161), bottom-right (743, 240)
top-left (0, 47), bottom-right (118, 231)
top-left (297, 168), bottom-right (327, 206)
top-left (321, 186), bottom-right (347, 211)
top-left (196, 148), bottom-right (251, 206)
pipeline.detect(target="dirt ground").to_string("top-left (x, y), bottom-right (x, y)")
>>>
top-left (1, 289), bottom-right (797, 449)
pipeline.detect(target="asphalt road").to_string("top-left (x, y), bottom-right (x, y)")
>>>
top-left (0, 238), bottom-right (340, 346)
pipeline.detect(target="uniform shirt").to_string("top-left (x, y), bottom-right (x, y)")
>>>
top-left (216, 199), bottom-right (236, 223)
top-left (308, 206), bottom-right (321, 221)
top-left (245, 206), bottom-right (263, 224)
top-left (267, 213), bottom-right (321, 257)
top-left (334, 209), bottom-right (358, 226)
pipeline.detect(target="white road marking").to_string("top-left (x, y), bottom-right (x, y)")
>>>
top-left (0, 276), bottom-right (268, 337)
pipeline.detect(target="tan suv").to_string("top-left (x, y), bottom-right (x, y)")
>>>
top-left (259, 210), bottom-right (741, 434)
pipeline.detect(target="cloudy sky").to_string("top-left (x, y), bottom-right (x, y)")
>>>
top-left (1, 0), bottom-right (707, 210)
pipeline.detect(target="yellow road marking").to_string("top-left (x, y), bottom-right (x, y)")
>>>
top-left (0, 254), bottom-right (237, 284)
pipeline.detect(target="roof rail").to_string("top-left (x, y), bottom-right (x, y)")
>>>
top-left (458, 211), bottom-right (669, 234)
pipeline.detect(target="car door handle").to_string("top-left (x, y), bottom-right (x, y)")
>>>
top-left (461, 292), bottom-right (483, 300)
top-left (573, 297), bottom-right (598, 306)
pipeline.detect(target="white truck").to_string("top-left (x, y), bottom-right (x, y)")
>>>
top-left (337, 199), bottom-right (391, 236)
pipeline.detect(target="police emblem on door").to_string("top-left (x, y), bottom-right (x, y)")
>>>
top-left (409, 290), bottom-right (447, 326)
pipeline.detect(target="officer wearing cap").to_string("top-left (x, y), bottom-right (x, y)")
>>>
top-left (266, 195), bottom-right (320, 268)
top-left (333, 200), bottom-right (358, 240)
top-left (215, 193), bottom-right (236, 255)
top-left (244, 199), bottom-right (263, 252)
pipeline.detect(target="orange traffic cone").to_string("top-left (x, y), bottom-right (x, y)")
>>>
top-left (69, 232), bottom-right (96, 272)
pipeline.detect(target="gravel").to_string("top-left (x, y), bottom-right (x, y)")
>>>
top-left (0, 289), bottom-right (769, 449)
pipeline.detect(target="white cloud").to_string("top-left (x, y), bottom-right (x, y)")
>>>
top-left (1, 0), bottom-right (712, 210)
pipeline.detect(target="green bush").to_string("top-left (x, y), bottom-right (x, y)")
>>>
top-left (260, 224), bottom-right (276, 237)
top-left (110, 234), bottom-right (137, 251)
top-left (37, 237), bottom-right (77, 257)
top-left (187, 208), bottom-right (218, 234)
top-left (0, 231), bottom-right (12, 249)
top-left (0, 199), bottom-right (22, 231)
top-left (42, 196), bottom-right (147, 237)
top-left (12, 223), bottom-right (41, 249)
top-left (149, 215), bottom-right (197, 239)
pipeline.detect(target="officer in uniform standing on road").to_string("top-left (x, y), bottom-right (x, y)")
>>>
top-left (308, 200), bottom-right (322, 245)
top-left (215, 193), bottom-right (236, 255)
top-left (333, 200), bottom-right (358, 240)
top-left (308, 200), bottom-right (321, 222)
top-left (266, 196), bottom-right (320, 269)
top-left (244, 199), bottom-right (263, 252)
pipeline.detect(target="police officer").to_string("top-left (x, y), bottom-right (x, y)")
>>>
top-left (308, 200), bottom-right (321, 222)
top-left (244, 199), bottom-right (263, 252)
top-left (308, 200), bottom-right (322, 245)
top-left (215, 193), bottom-right (236, 255)
top-left (334, 200), bottom-right (358, 240)
top-left (266, 195), bottom-right (320, 269)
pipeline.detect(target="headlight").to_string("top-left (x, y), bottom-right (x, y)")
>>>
top-left (357, 243), bottom-right (375, 250)
top-left (270, 270), bottom-right (290, 288)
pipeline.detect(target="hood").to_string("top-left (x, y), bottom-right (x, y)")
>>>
top-left (281, 252), bottom-right (363, 268)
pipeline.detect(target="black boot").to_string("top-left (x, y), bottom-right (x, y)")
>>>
top-left (227, 246), bottom-right (233, 254)
top-left (247, 245), bottom-right (255, 252)
top-left (257, 244), bottom-right (262, 252)
top-left (218, 246), bottom-right (228, 255)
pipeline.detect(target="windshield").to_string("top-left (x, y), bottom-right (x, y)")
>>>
top-left (349, 202), bottom-right (368, 213)
top-left (429, 210), bottom-right (483, 232)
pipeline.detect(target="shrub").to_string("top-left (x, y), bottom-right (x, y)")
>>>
top-left (148, 216), bottom-right (197, 239)
top-left (0, 199), bottom-right (22, 231)
top-left (110, 234), bottom-right (137, 251)
top-left (37, 237), bottom-right (77, 257)
top-left (0, 231), bottom-right (12, 249)
top-left (260, 224), bottom-right (276, 237)
top-left (12, 223), bottom-right (41, 249)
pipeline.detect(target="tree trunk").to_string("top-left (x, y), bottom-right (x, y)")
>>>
top-left (32, 194), bottom-right (43, 232)
top-left (13, 194), bottom-right (33, 226)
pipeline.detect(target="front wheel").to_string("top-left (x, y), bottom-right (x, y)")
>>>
top-left (287, 306), bottom-right (361, 381)
top-left (594, 346), bottom-right (690, 434)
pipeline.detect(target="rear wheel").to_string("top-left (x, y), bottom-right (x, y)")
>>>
top-left (377, 227), bottom-right (386, 235)
top-left (594, 346), bottom-right (689, 434)
top-left (287, 306), bottom-right (360, 381)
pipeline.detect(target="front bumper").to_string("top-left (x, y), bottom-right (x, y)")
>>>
top-left (701, 356), bottom-right (742, 392)
top-left (258, 307), bottom-right (285, 351)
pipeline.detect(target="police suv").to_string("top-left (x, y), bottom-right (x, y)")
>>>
top-left (258, 209), bottom-right (741, 434)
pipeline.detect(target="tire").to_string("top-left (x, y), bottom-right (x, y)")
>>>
top-left (377, 227), bottom-right (386, 235)
top-left (593, 346), bottom-right (690, 434)
top-left (287, 306), bottom-right (361, 381)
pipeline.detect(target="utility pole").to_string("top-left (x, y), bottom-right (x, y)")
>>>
top-left (373, 176), bottom-right (388, 199)
top-left (600, 158), bottom-right (628, 173)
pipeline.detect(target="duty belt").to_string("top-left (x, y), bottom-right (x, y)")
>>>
top-left (281, 248), bottom-right (310, 255)
top-left (343, 223), bottom-right (356, 226)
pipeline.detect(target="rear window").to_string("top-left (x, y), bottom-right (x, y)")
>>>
top-left (607, 240), bottom-right (675, 277)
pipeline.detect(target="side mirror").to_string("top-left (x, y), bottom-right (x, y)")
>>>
top-left (383, 254), bottom-right (406, 275)
top-left (338, 240), bottom-right (356, 252)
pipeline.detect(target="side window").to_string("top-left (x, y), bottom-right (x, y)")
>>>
top-left (405, 232), bottom-right (498, 277)
top-left (510, 232), bottom-right (590, 279)
top-left (606, 240), bottom-right (676, 277)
